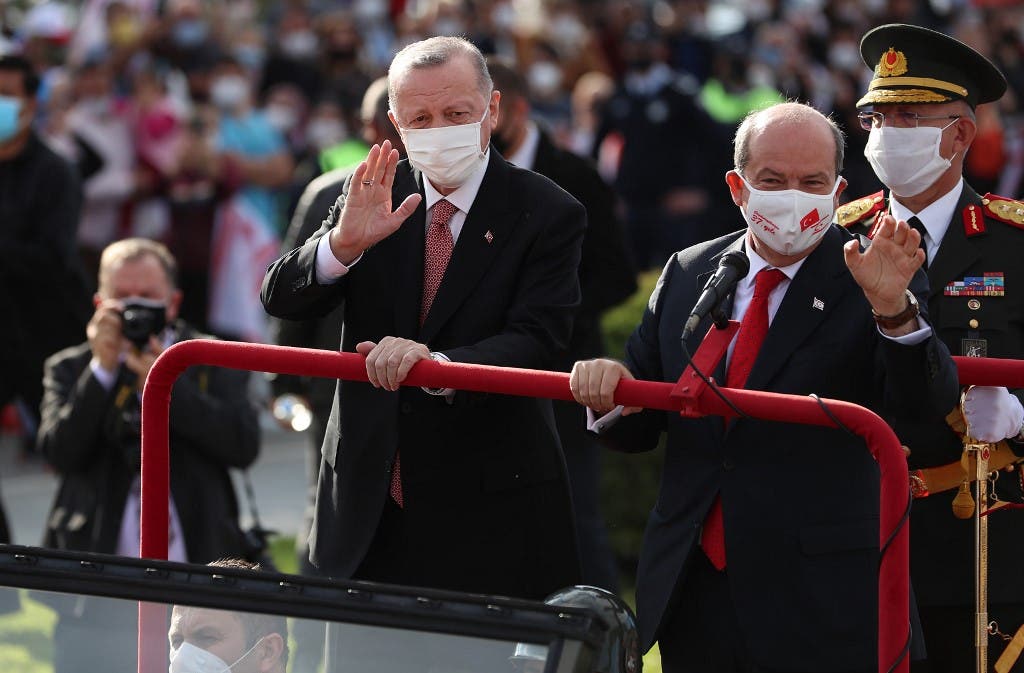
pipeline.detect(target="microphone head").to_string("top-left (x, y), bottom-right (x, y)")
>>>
top-left (719, 249), bottom-right (750, 276)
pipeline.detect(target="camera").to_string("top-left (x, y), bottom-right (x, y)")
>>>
top-left (121, 299), bottom-right (167, 348)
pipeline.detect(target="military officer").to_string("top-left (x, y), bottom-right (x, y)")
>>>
top-left (839, 23), bottom-right (1024, 671)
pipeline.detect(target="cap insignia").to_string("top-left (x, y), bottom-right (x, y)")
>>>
top-left (878, 48), bottom-right (908, 77)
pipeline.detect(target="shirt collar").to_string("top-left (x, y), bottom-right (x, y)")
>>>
top-left (739, 234), bottom-right (808, 290)
top-left (889, 177), bottom-right (964, 246)
top-left (423, 148), bottom-right (491, 215)
top-left (506, 122), bottom-right (541, 170)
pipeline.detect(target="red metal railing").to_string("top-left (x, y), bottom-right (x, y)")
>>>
top-left (139, 338), bottom-right (915, 673)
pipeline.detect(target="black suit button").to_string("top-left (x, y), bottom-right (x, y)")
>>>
top-left (723, 458), bottom-right (735, 471)
top-left (291, 278), bottom-right (307, 291)
top-left (384, 460), bottom-right (392, 474)
top-left (400, 402), bottom-right (413, 414)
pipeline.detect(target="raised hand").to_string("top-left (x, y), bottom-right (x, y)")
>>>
top-left (329, 140), bottom-right (423, 264)
top-left (843, 214), bottom-right (924, 317)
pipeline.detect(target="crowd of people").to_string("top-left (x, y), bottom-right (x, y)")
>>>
top-left (2, 0), bottom-right (1024, 672)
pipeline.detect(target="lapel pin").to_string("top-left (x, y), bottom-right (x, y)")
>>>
top-left (484, 230), bottom-right (494, 244)
top-left (812, 297), bottom-right (824, 311)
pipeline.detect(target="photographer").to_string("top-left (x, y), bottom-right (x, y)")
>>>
top-left (36, 238), bottom-right (260, 673)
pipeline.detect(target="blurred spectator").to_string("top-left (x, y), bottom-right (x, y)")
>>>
top-left (566, 71), bottom-right (619, 182)
top-left (37, 238), bottom-right (260, 673)
top-left (594, 20), bottom-right (732, 270)
top-left (260, 5), bottom-right (322, 104)
top-left (209, 54), bottom-right (293, 236)
top-left (489, 57), bottom-right (636, 593)
top-left (201, 54), bottom-right (293, 342)
top-left (65, 54), bottom-right (138, 287)
top-left (317, 10), bottom-right (372, 138)
top-left (0, 54), bottom-right (89, 463)
top-left (698, 39), bottom-right (783, 125)
top-left (312, 99), bottom-right (365, 173)
top-left (262, 82), bottom-right (317, 215)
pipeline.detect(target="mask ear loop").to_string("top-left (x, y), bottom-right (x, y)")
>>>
top-left (226, 636), bottom-right (265, 671)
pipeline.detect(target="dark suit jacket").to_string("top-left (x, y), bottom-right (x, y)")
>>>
top-left (600, 226), bottom-right (958, 671)
top-left (36, 323), bottom-right (260, 564)
top-left (879, 185), bottom-right (1024, 607)
top-left (261, 152), bottom-right (585, 599)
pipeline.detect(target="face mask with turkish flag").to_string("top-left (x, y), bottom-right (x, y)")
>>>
top-left (739, 176), bottom-right (843, 256)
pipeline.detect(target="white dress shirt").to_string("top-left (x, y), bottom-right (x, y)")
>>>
top-left (889, 177), bottom-right (964, 265)
top-left (505, 121), bottom-right (541, 171)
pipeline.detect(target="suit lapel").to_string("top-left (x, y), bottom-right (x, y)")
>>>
top-left (419, 153), bottom-right (517, 341)
top-left (744, 227), bottom-right (850, 391)
top-left (392, 165), bottom-right (427, 339)
top-left (926, 186), bottom-right (983, 301)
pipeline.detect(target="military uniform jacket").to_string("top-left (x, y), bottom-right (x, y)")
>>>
top-left (840, 183), bottom-right (1024, 606)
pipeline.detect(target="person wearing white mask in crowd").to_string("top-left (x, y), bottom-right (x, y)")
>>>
top-left (570, 101), bottom-right (959, 672)
top-left (168, 561), bottom-right (288, 673)
top-left (837, 24), bottom-right (1024, 673)
top-left (208, 55), bottom-right (293, 238)
top-left (261, 36), bottom-right (584, 604)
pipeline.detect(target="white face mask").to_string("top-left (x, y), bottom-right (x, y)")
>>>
top-left (864, 121), bottom-right (957, 198)
top-left (401, 108), bottom-right (489, 190)
top-left (210, 76), bottom-right (249, 111)
top-left (740, 175), bottom-right (841, 256)
top-left (168, 638), bottom-right (262, 673)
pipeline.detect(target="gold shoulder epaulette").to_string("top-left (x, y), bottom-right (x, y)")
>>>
top-left (836, 191), bottom-right (885, 227)
top-left (982, 193), bottom-right (1024, 230)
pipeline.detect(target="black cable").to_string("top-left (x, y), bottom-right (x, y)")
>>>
top-left (808, 393), bottom-right (858, 437)
top-left (679, 335), bottom-right (752, 421)
top-left (885, 628), bottom-right (912, 673)
top-left (880, 490), bottom-right (912, 562)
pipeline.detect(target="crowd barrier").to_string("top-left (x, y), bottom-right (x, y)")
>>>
top-left (139, 340), bottom-right (1024, 673)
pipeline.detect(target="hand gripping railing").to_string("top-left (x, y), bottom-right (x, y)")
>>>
top-left (138, 338), bottom-right (911, 673)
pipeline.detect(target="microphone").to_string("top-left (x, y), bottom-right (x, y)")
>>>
top-left (681, 250), bottom-right (750, 340)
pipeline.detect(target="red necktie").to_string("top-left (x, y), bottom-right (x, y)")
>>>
top-left (390, 200), bottom-right (458, 508)
top-left (419, 199), bottom-right (457, 325)
top-left (701, 267), bottom-right (787, 570)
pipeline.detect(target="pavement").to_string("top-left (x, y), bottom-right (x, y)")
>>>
top-left (0, 413), bottom-right (312, 551)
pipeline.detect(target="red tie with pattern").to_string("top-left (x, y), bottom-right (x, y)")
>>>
top-left (701, 267), bottom-right (787, 570)
top-left (390, 199), bottom-right (458, 508)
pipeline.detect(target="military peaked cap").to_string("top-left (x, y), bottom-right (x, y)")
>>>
top-left (857, 23), bottom-right (1007, 108)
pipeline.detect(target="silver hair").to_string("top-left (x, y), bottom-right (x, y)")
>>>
top-left (387, 36), bottom-right (493, 114)
top-left (733, 102), bottom-right (846, 178)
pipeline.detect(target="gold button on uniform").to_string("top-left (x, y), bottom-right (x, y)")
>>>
top-left (969, 319), bottom-right (980, 329)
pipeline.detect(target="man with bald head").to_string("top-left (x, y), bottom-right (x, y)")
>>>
top-left (262, 37), bottom-right (584, 599)
top-left (571, 102), bottom-right (958, 671)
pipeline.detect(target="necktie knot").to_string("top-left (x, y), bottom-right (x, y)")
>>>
top-left (753, 267), bottom-right (787, 298)
top-left (431, 199), bottom-right (457, 230)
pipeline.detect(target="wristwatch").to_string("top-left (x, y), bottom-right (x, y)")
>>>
top-left (872, 289), bottom-right (920, 330)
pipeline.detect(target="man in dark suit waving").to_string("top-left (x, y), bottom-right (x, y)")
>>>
top-left (261, 36), bottom-right (584, 600)
top-left (571, 102), bottom-right (959, 672)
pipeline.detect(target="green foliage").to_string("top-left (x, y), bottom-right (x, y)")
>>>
top-left (597, 271), bottom-right (666, 580)
top-left (0, 591), bottom-right (56, 673)
top-left (268, 534), bottom-right (300, 575)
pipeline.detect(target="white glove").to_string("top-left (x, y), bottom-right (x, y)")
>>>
top-left (963, 386), bottom-right (1024, 443)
